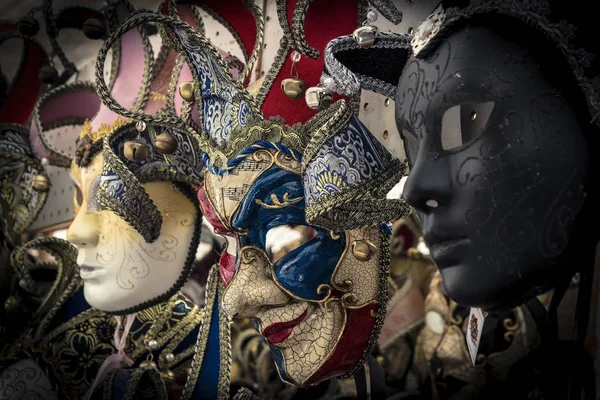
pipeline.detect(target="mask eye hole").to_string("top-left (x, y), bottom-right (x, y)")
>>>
top-left (441, 101), bottom-right (495, 150)
top-left (265, 225), bottom-right (317, 263)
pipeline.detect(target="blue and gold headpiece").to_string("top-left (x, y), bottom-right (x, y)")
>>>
top-left (94, 10), bottom-right (410, 232)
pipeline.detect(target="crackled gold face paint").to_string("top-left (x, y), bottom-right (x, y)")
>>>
top-left (198, 151), bottom-right (385, 387)
top-left (67, 154), bottom-right (197, 312)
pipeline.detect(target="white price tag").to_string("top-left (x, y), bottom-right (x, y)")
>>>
top-left (466, 307), bottom-right (485, 366)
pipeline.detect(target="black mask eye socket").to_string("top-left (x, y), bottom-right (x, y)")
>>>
top-left (441, 101), bottom-right (495, 151)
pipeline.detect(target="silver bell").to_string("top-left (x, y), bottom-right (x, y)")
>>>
top-left (305, 87), bottom-right (333, 110)
top-left (353, 25), bottom-right (379, 48)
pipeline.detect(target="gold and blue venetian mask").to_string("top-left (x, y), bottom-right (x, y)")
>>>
top-left (93, 11), bottom-right (411, 387)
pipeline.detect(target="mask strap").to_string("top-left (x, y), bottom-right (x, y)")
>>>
top-left (84, 313), bottom-right (137, 400)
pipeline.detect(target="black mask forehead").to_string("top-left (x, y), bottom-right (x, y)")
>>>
top-left (396, 25), bottom-right (545, 156)
top-left (396, 24), bottom-right (589, 309)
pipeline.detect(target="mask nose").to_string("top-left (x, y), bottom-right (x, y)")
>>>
top-left (402, 155), bottom-right (452, 214)
top-left (222, 247), bottom-right (290, 318)
top-left (66, 208), bottom-right (100, 248)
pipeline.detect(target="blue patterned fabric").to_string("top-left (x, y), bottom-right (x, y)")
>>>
top-left (303, 117), bottom-right (393, 207)
top-left (174, 28), bottom-right (251, 147)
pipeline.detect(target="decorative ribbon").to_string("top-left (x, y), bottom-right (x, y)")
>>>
top-left (84, 313), bottom-right (137, 400)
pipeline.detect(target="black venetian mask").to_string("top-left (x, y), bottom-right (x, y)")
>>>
top-left (396, 25), bottom-right (589, 309)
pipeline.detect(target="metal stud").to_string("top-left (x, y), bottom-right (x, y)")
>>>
top-left (352, 240), bottom-right (376, 262)
top-left (154, 132), bottom-right (177, 154)
top-left (135, 120), bottom-right (147, 132)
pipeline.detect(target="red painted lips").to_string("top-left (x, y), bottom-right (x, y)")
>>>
top-left (262, 309), bottom-right (308, 345)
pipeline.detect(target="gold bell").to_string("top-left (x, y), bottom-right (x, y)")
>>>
top-left (32, 175), bottom-right (50, 192)
top-left (124, 141), bottom-right (150, 162)
top-left (281, 77), bottom-right (307, 100)
top-left (305, 87), bottom-right (333, 110)
top-left (352, 240), bottom-right (376, 262)
top-left (179, 81), bottom-right (195, 102)
top-left (154, 132), bottom-right (177, 154)
top-left (353, 25), bottom-right (379, 48)
top-left (17, 15), bottom-right (39, 36)
top-left (140, 360), bottom-right (157, 369)
top-left (83, 17), bottom-right (106, 40)
top-left (4, 295), bottom-right (22, 312)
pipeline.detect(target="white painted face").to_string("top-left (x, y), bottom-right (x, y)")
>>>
top-left (66, 154), bottom-right (197, 312)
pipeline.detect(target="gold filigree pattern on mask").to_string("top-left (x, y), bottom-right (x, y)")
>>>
top-left (329, 227), bottom-right (380, 306)
top-left (95, 212), bottom-right (179, 290)
top-left (91, 194), bottom-right (195, 291)
top-left (204, 149), bottom-right (302, 230)
top-left (255, 192), bottom-right (303, 209)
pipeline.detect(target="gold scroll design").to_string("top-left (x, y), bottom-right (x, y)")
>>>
top-left (239, 246), bottom-right (368, 312)
top-left (255, 193), bottom-right (303, 209)
top-left (95, 213), bottom-right (180, 290)
top-left (316, 280), bottom-right (369, 312)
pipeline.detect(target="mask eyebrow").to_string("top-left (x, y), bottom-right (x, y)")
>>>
top-left (255, 193), bottom-right (303, 210)
top-left (87, 176), bottom-right (103, 212)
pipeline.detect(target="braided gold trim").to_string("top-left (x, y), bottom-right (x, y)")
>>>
top-left (255, 36), bottom-right (290, 108)
top-left (9, 237), bottom-right (81, 339)
top-left (217, 278), bottom-right (232, 399)
top-left (96, 132), bottom-right (162, 243)
top-left (305, 161), bottom-right (410, 231)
